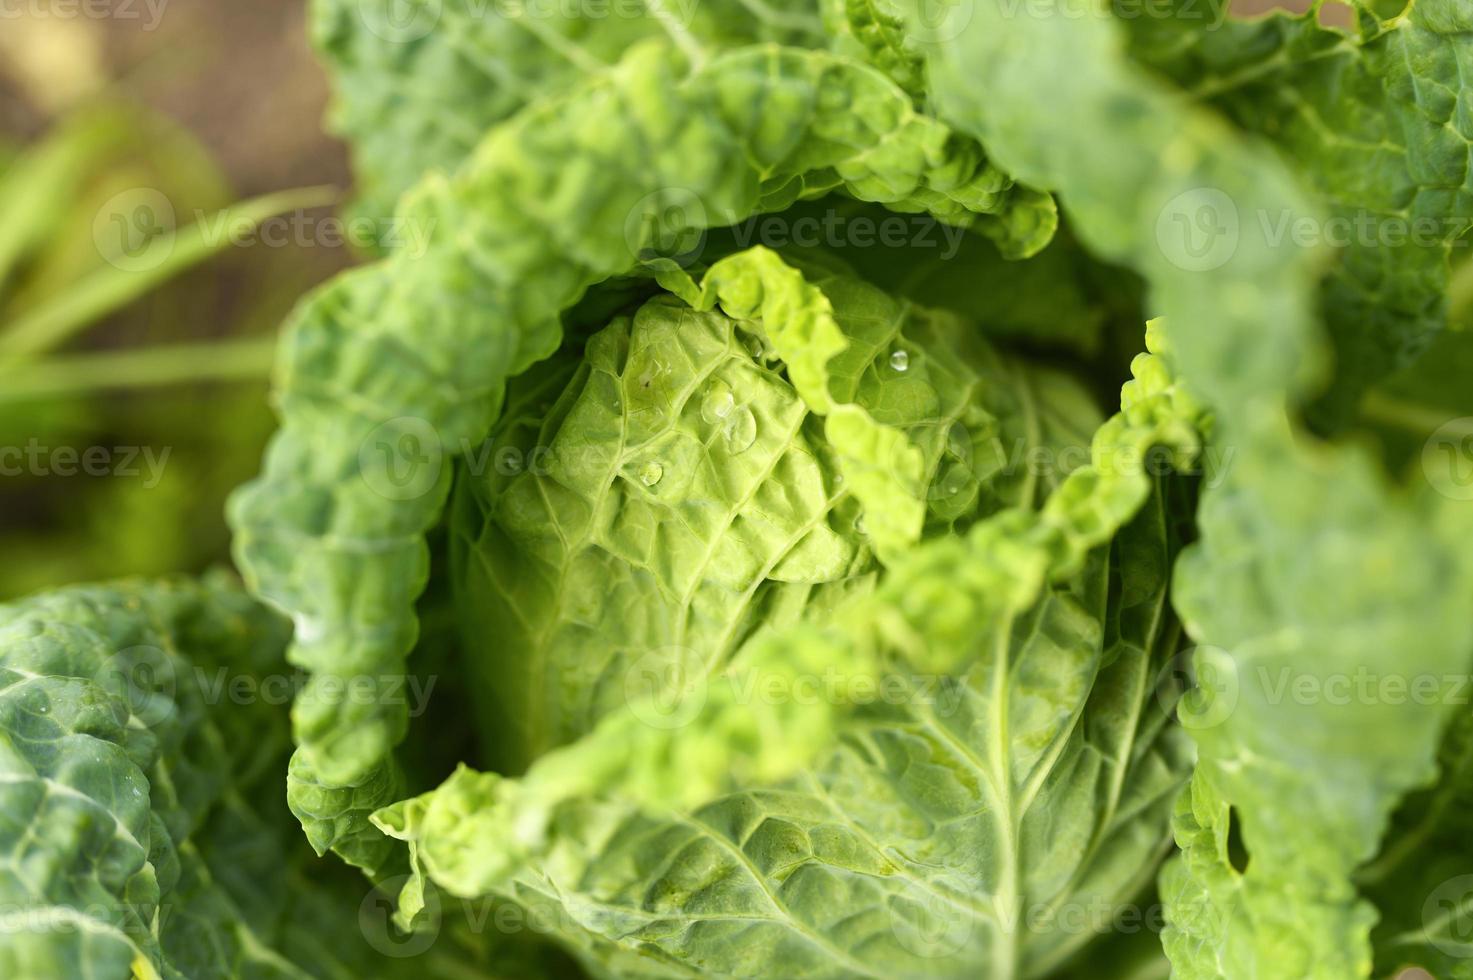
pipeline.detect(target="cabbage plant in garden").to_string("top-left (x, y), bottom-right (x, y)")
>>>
top-left (3, 0), bottom-right (1473, 978)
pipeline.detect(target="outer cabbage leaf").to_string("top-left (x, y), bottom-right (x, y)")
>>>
top-left (1124, 0), bottom-right (1473, 424)
top-left (228, 39), bottom-right (1054, 873)
top-left (376, 287), bottom-right (1206, 977)
top-left (820, 0), bottom-right (927, 99)
top-left (312, 0), bottom-right (825, 242)
top-left (0, 576), bottom-right (494, 980)
top-left (1359, 319), bottom-right (1473, 475)
top-left (1359, 709), bottom-right (1473, 979)
top-left (451, 247), bottom-right (1096, 770)
top-left (906, 0), bottom-right (1473, 976)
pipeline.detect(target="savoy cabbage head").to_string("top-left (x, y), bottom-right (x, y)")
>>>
top-left (4, 1), bottom-right (1473, 978)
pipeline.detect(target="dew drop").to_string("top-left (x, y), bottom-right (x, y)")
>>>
top-left (855, 515), bottom-right (868, 535)
top-left (701, 382), bottom-right (735, 424)
top-left (933, 459), bottom-right (975, 502)
top-left (946, 421), bottom-right (970, 460)
top-left (745, 335), bottom-right (765, 360)
top-left (639, 461), bottom-right (664, 487)
top-left (889, 349), bottom-right (910, 372)
top-left (723, 406), bottom-right (757, 454)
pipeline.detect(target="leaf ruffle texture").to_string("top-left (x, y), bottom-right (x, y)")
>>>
top-left (0, 576), bottom-right (493, 980)
top-left (211, 0), bottom-right (1473, 977)
top-left (380, 268), bottom-right (1206, 976)
top-left (910, 0), bottom-right (1473, 976)
top-left (451, 249), bottom-right (1097, 770)
top-left (313, 0), bottom-right (822, 245)
top-left (228, 39), bottom-right (1055, 874)
top-left (1124, 0), bottom-right (1473, 424)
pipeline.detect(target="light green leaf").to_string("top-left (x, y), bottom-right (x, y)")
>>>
top-left (376, 305), bottom-right (1204, 977)
top-left (1123, 0), bottom-right (1473, 423)
top-left (0, 576), bottom-right (485, 979)
top-left (228, 39), bottom-right (1053, 868)
top-left (906, 0), bottom-right (1473, 975)
top-left (451, 247), bottom-right (1093, 770)
top-left (312, 0), bottom-right (827, 243)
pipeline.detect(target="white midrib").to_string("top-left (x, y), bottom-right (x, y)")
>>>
top-left (988, 609), bottom-right (1022, 980)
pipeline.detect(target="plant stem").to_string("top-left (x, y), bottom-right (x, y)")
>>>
top-left (0, 336), bottom-right (276, 401)
top-left (0, 185), bottom-right (337, 363)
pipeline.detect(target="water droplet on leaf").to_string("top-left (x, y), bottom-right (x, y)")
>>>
top-left (701, 382), bottom-right (735, 424)
top-left (939, 464), bottom-right (970, 498)
top-left (723, 406), bottom-right (757, 454)
top-left (946, 421), bottom-right (970, 460)
top-left (639, 462), bottom-right (664, 487)
top-left (889, 349), bottom-right (909, 372)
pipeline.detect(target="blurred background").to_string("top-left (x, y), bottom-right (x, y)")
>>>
top-left (0, 1), bottom-right (349, 596)
top-left (0, 0), bottom-right (1325, 599)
